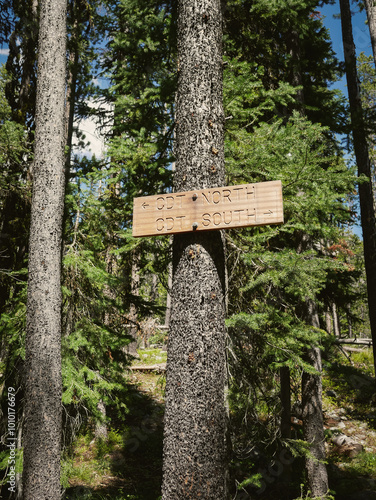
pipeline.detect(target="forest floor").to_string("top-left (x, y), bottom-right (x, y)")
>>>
top-left (321, 348), bottom-right (376, 500)
top-left (62, 347), bottom-right (376, 500)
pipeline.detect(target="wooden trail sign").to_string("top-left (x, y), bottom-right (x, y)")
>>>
top-left (132, 180), bottom-right (284, 238)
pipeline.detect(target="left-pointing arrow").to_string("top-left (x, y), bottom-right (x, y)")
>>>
top-left (142, 202), bottom-right (149, 209)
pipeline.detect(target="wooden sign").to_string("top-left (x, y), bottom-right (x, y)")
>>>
top-left (132, 180), bottom-right (283, 237)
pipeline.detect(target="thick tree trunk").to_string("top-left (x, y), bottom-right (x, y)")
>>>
top-left (302, 301), bottom-right (329, 499)
top-left (340, 0), bottom-right (376, 378)
top-left (161, 1), bottom-right (228, 498)
top-left (23, 0), bottom-right (67, 498)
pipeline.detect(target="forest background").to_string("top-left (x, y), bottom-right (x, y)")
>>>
top-left (1, 0), bottom-right (376, 499)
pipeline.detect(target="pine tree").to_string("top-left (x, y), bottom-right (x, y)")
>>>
top-left (360, 0), bottom-right (376, 68)
top-left (223, 58), bottom-right (356, 496)
top-left (339, 0), bottom-right (376, 379)
top-left (162, 0), bottom-right (228, 497)
top-left (23, 0), bottom-right (67, 496)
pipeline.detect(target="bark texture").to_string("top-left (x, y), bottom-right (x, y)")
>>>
top-left (302, 302), bottom-right (328, 499)
top-left (23, 0), bottom-right (67, 497)
top-left (340, 0), bottom-right (376, 378)
top-left (280, 366), bottom-right (291, 440)
top-left (364, 0), bottom-right (376, 68)
top-left (161, 1), bottom-right (228, 498)
top-left (128, 248), bottom-right (140, 356)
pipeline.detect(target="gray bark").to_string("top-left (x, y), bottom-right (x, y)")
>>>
top-left (128, 248), bottom-right (140, 356)
top-left (280, 366), bottom-right (291, 440)
top-left (302, 302), bottom-right (329, 499)
top-left (325, 306), bottom-right (332, 334)
top-left (164, 259), bottom-right (173, 328)
top-left (94, 400), bottom-right (108, 441)
top-left (332, 302), bottom-right (341, 338)
top-left (23, 0), bottom-right (67, 497)
top-left (340, 0), bottom-right (376, 379)
top-left (161, 1), bottom-right (228, 498)
top-left (364, 0), bottom-right (376, 69)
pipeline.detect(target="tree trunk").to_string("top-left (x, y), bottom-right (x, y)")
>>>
top-left (23, 0), bottom-right (67, 497)
top-left (280, 366), bottom-right (291, 440)
top-left (164, 258), bottom-right (173, 328)
top-left (94, 400), bottom-right (108, 441)
top-left (161, 1), bottom-right (228, 498)
top-left (347, 306), bottom-right (353, 337)
top-left (325, 305), bottom-right (332, 334)
top-left (340, 0), bottom-right (376, 379)
top-left (287, 28), bottom-right (305, 112)
top-left (364, 0), bottom-right (376, 69)
top-left (332, 302), bottom-right (341, 338)
top-left (128, 248), bottom-right (140, 356)
top-left (65, 15), bottom-right (79, 180)
top-left (302, 301), bottom-right (329, 499)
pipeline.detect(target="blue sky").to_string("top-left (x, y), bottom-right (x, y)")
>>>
top-left (320, 2), bottom-right (372, 238)
top-left (1, 3), bottom-right (372, 102)
top-left (0, 48), bottom-right (8, 65)
top-left (0, 2), bottom-right (373, 236)
top-left (321, 1), bottom-right (371, 61)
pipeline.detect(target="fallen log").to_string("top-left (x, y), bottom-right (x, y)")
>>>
top-left (341, 346), bottom-right (368, 353)
top-left (130, 364), bottom-right (166, 373)
top-left (335, 338), bottom-right (373, 346)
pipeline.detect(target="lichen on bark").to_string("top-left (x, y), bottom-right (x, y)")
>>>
top-left (161, 1), bottom-right (228, 498)
top-left (23, 0), bottom-right (67, 498)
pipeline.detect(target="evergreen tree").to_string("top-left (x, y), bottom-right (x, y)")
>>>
top-left (0, 64), bottom-right (29, 498)
top-left (225, 112), bottom-right (357, 498)
top-left (359, 0), bottom-right (376, 68)
top-left (339, 0), bottom-right (376, 379)
top-left (23, 0), bottom-right (67, 496)
top-left (358, 52), bottom-right (376, 199)
top-left (162, 0), bottom-right (228, 497)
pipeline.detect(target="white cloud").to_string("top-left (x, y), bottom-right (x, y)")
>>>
top-left (73, 101), bottom-right (113, 159)
top-left (0, 48), bottom-right (9, 57)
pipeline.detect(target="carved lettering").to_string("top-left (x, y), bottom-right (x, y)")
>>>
top-left (157, 197), bottom-right (164, 210)
top-left (156, 195), bottom-right (175, 210)
top-left (202, 192), bottom-right (210, 204)
top-left (166, 196), bottom-right (174, 209)
top-left (175, 194), bottom-right (185, 208)
top-left (202, 213), bottom-right (211, 227)
top-left (175, 215), bottom-right (186, 229)
top-left (232, 187), bottom-right (243, 200)
top-left (247, 208), bottom-right (256, 219)
top-left (201, 188), bottom-right (234, 205)
top-left (222, 189), bottom-right (231, 202)
top-left (213, 212), bottom-right (222, 225)
top-left (133, 180), bottom-right (284, 237)
top-left (234, 209), bottom-right (245, 221)
top-left (155, 215), bottom-right (186, 232)
top-left (223, 211), bottom-right (232, 224)
top-left (212, 191), bottom-right (221, 204)
top-left (246, 185), bottom-right (255, 199)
